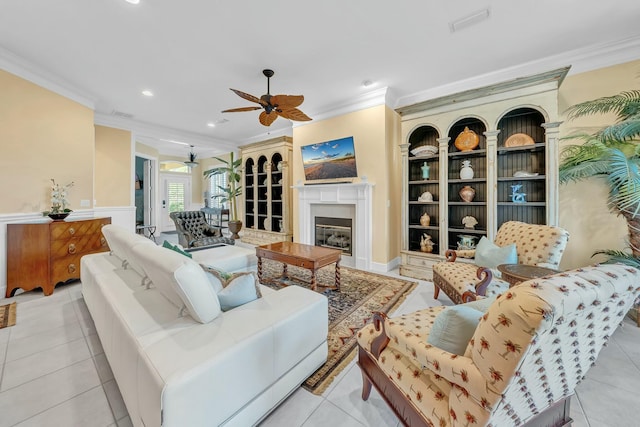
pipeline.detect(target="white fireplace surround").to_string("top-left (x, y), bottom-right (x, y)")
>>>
top-left (295, 182), bottom-right (373, 270)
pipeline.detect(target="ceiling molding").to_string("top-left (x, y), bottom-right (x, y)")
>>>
top-left (240, 126), bottom-right (294, 146)
top-left (95, 112), bottom-right (238, 154)
top-left (0, 45), bottom-right (97, 109)
top-left (395, 35), bottom-right (640, 109)
top-left (304, 86), bottom-right (395, 124)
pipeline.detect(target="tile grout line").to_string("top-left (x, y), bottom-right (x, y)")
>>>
top-left (9, 384), bottom-right (113, 427)
top-left (0, 337), bottom-right (94, 394)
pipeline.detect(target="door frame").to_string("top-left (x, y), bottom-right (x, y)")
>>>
top-left (134, 153), bottom-right (159, 230)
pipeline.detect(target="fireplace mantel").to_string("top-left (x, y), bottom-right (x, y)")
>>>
top-left (295, 182), bottom-right (374, 269)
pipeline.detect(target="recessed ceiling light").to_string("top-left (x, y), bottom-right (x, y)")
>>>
top-left (125, 0), bottom-right (140, 4)
top-left (207, 122), bottom-right (216, 128)
top-left (141, 90), bottom-right (154, 97)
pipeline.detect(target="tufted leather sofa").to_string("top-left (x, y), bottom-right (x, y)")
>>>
top-left (357, 263), bottom-right (640, 427)
top-left (433, 221), bottom-right (570, 303)
top-left (170, 210), bottom-right (234, 248)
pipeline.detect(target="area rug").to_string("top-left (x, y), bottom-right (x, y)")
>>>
top-left (259, 259), bottom-right (417, 394)
top-left (0, 302), bottom-right (16, 329)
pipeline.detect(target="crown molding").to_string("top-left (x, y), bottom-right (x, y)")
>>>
top-left (395, 35), bottom-right (640, 109)
top-left (95, 112), bottom-right (238, 155)
top-left (302, 86), bottom-right (396, 125)
top-left (0, 45), bottom-right (97, 109)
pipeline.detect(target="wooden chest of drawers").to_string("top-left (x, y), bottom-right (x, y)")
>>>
top-left (6, 217), bottom-right (111, 297)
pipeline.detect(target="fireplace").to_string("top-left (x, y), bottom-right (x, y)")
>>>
top-left (315, 217), bottom-right (352, 255)
top-left (296, 181), bottom-right (373, 269)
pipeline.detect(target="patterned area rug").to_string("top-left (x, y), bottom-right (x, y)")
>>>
top-left (0, 302), bottom-right (16, 329)
top-left (260, 259), bottom-right (417, 394)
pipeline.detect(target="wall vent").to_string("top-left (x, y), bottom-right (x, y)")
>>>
top-left (111, 110), bottom-right (134, 119)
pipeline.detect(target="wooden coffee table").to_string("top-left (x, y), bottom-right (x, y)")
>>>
top-left (497, 264), bottom-right (561, 287)
top-left (255, 241), bottom-right (342, 291)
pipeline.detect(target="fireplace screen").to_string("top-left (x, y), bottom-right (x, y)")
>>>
top-left (315, 216), bottom-right (352, 255)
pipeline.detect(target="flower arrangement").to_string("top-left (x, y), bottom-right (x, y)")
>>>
top-left (47, 179), bottom-right (74, 214)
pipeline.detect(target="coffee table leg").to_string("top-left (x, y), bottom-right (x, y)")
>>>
top-left (335, 259), bottom-right (341, 291)
top-left (282, 263), bottom-right (288, 279)
top-left (257, 257), bottom-right (263, 283)
top-left (310, 270), bottom-right (317, 292)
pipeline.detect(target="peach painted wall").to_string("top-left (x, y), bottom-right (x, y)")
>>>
top-left (0, 69), bottom-right (94, 214)
top-left (558, 59), bottom-right (640, 269)
top-left (293, 104), bottom-right (398, 266)
top-left (95, 125), bottom-right (131, 207)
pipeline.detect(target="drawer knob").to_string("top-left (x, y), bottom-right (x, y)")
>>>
top-left (68, 227), bottom-right (75, 235)
top-left (68, 263), bottom-right (76, 273)
top-left (68, 243), bottom-right (76, 254)
top-left (100, 237), bottom-right (106, 246)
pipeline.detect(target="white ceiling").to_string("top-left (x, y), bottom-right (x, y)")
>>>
top-left (2, 0), bottom-right (640, 157)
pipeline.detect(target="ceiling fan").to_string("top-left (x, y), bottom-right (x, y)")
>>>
top-left (222, 69), bottom-right (312, 126)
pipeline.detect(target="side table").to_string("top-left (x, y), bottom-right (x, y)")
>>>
top-left (497, 264), bottom-right (561, 287)
top-left (136, 224), bottom-right (157, 242)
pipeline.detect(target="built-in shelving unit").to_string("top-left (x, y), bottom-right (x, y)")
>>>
top-left (240, 136), bottom-right (293, 245)
top-left (398, 67), bottom-right (568, 280)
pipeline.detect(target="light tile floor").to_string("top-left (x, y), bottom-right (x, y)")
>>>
top-left (0, 241), bottom-right (638, 426)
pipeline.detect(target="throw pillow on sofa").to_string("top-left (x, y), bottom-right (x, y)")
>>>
top-left (162, 240), bottom-right (193, 258)
top-left (201, 265), bottom-right (262, 311)
top-left (426, 305), bottom-right (483, 355)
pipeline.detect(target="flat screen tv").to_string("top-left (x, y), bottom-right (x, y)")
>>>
top-left (300, 136), bottom-right (358, 183)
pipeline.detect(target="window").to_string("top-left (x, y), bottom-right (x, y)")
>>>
top-left (167, 182), bottom-right (186, 213)
top-left (208, 173), bottom-right (228, 209)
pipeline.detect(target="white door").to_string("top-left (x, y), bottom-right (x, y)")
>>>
top-left (161, 174), bottom-right (191, 232)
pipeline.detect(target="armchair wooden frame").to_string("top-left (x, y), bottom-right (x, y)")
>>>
top-left (357, 312), bottom-right (573, 427)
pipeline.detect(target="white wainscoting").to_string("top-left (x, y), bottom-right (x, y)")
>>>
top-left (0, 206), bottom-right (135, 300)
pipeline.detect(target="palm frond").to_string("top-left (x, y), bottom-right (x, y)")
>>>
top-left (606, 149), bottom-right (640, 216)
top-left (560, 139), bottom-right (609, 167)
top-left (559, 159), bottom-right (611, 184)
top-left (593, 249), bottom-right (640, 268)
top-left (565, 90), bottom-right (640, 121)
top-left (597, 114), bottom-right (640, 142)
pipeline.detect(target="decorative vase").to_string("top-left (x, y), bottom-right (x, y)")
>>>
top-left (418, 191), bottom-right (433, 202)
top-left (278, 219), bottom-right (283, 232)
top-left (228, 220), bottom-right (243, 239)
top-left (457, 234), bottom-right (478, 250)
top-left (421, 162), bottom-right (430, 179)
top-left (454, 126), bottom-right (480, 151)
top-left (48, 212), bottom-right (70, 221)
top-left (276, 161), bottom-right (283, 172)
top-left (459, 185), bottom-right (475, 202)
top-left (420, 212), bottom-right (431, 227)
top-left (460, 160), bottom-right (474, 179)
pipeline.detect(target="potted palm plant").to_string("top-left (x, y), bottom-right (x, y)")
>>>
top-left (559, 89), bottom-right (640, 324)
top-left (203, 152), bottom-right (243, 239)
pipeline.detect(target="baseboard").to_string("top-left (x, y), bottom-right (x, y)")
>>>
top-left (370, 256), bottom-right (401, 273)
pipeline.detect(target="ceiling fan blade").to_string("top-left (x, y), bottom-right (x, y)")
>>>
top-left (270, 94), bottom-right (304, 109)
top-left (230, 89), bottom-right (261, 104)
top-left (221, 106), bottom-right (262, 113)
top-left (276, 107), bottom-right (312, 122)
top-left (259, 111), bottom-right (278, 126)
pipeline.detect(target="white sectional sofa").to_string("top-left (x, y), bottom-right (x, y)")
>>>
top-left (81, 225), bottom-right (328, 426)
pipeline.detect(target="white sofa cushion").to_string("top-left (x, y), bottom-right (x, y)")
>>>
top-left (132, 244), bottom-right (222, 323)
top-left (190, 244), bottom-right (257, 272)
